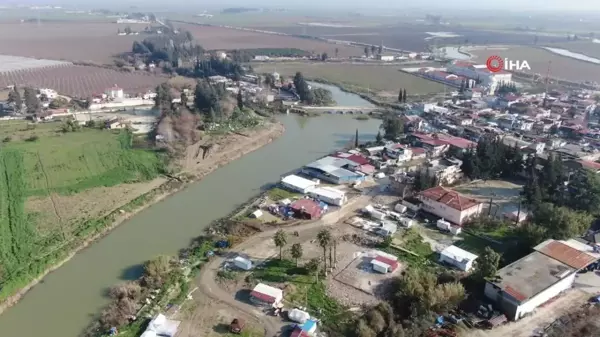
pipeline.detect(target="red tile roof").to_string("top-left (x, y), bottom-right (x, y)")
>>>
top-left (539, 241), bottom-right (596, 270)
top-left (420, 186), bottom-right (481, 211)
top-left (291, 199), bottom-right (321, 219)
top-left (436, 134), bottom-right (476, 149)
top-left (504, 285), bottom-right (528, 302)
top-left (332, 152), bottom-right (370, 166)
top-left (410, 147), bottom-right (426, 155)
top-left (577, 160), bottom-right (600, 171)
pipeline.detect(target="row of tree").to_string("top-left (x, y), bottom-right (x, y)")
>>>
top-left (460, 135), bottom-right (524, 180)
top-left (397, 89), bottom-right (407, 103)
top-left (292, 72), bottom-right (335, 105)
top-left (7, 86), bottom-right (42, 115)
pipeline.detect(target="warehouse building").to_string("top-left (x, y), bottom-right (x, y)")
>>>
top-left (307, 186), bottom-right (347, 206)
top-left (280, 174), bottom-right (319, 194)
top-left (484, 239), bottom-right (598, 320)
top-left (301, 156), bottom-right (366, 184)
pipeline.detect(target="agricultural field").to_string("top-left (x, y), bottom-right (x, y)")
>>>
top-left (0, 120), bottom-right (165, 300)
top-left (0, 22), bottom-right (143, 64)
top-left (469, 46), bottom-right (600, 83)
top-left (253, 62), bottom-right (447, 94)
top-left (0, 64), bottom-right (166, 98)
top-left (173, 23), bottom-right (363, 57)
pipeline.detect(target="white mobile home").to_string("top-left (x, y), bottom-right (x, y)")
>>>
top-left (307, 187), bottom-right (347, 206)
top-left (439, 245), bottom-right (478, 271)
top-left (233, 256), bottom-right (253, 270)
top-left (281, 175), bottom-right (319, 194)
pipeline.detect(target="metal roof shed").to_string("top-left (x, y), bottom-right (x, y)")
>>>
top-left (439, 245), bottom-right (478, 271)
top-left (281, 174), bottom-right (319, 194)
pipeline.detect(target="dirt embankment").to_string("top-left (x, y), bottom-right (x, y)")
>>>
top-left (0, 122), bottom-right (285, 315)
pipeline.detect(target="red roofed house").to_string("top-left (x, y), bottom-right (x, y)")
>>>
top-left (290, 199), bottom-right (322, 220)
top-left (250, 283), bottom-right (283, 306)
top-left (571, 159), bottom-right (600, 173)
top-left (419, 186), bottom-right (483, 225)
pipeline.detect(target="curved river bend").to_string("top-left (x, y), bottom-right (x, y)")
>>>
top-left (0, 85), bottom-right (380, 337)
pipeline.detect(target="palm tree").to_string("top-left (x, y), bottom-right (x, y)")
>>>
top-left (291, 243), bottom-right (303, 266)
top-left (317, 229), bottom-right (332, 273)
top-left (273, 230), bottom-right (287, 260)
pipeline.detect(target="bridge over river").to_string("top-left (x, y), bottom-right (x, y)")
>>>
top-left (293, 105), bottom-right (380, 114)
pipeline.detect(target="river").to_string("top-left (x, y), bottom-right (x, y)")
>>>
top-left (0, 89), bottom-right (381, 337)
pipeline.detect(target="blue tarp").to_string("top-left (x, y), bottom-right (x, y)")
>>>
top-left (301, 319), bottom-right (317, 332)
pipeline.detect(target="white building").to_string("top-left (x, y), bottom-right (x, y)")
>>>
top-left (250, 283), bottom-right (283, 306)
top-left (307, 186), bottom-right (347, 206)
top-left (379, 55), bottom-right (395, 62)
top-left (233, 256), bottom-right (253, 270)
top-left (39, 88), bottom-right (58, 99)
top-left (446, 60), bottom-right (513, 90)
top-left (485, 239), bottom-right (597, 320)
top-left (281, 175), bottom-right (319, 194)
top-left (105, 85), bottom-right (124, 100)
top-left (419, 186), bottom-right (483, 225)
top-left (439, 245), bottom-right (478, 271)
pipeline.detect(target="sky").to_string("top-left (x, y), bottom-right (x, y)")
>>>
top-left (1, 0), bottom-right (599, 12)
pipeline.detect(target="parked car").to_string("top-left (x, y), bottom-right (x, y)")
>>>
top-left (230, 318), bottom-right (245, 334)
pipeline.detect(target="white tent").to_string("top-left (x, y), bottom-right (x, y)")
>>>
top-left (251, 210), bottom-right (263, 218)
top-left (288, 308), bottom-right (311, 323)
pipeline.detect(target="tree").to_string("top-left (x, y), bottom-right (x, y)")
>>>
top-left (23, 87), bottom-right (40, 115)
top-left (371, 45), bottom-right (376, 55)
top-left (305, 258), bottom-right (321, 282)
top-left (364, 46), bottom-right (369, 57)
top-left (49, 97), bottom-right (68, 109)
top-left (398, 89), bottom-right (403, 103)
top-left (274, 229), bottom-right (287, 260)
top-left (264, 73), bottom-right (276, 88)
top-left (380, 112), bottom-right (404, 140)
top-left (142, 255), bottom-right (172, 288)
top-left (317, 229), bottom-right (332, 272)
top-left (532, 203), bottom-right (593, 240)
top-left (321, 52), bottom-right (328, 61)
top-left (180, 92), bottom-right (188, 107)
top-left (474, 247), bottom-right (501, 280)
top-left (378, 44), bottom-right (383, 55)
top-left (335, 47), bottom-right (339, 58)
top-left (355, 129), bottom-right (359, 148)
top-left (236, 89), bottom-right (244, 110)
top-left (154, 83), bottom-right (174, 112)
top-left (375, 131), bottom-right (383, 144)
top-left (185, 30), bottom-right (193, 42)
top-left (402, 89), bottom-right (407, 103)
top-left (124, 26), bottom-right (132, 35)
top-left (293, 72), bottom-right (314, 104)
top-left (7, 86), bottom-right (22, 112)
top-left (291, 243), bottom-right (303, 266)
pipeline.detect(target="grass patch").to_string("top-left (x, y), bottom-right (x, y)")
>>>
top-left (254, 62), bottom-right (447, 94)
top-left (400, 228), bottom-right (434, 258)
top-left (252, 259), bottom-right (309, 283)
top-left (454, 232), bottom-right (499, 256)
top-left (266, 187), bottom-right (298, 202)
top-left (0, 125), bottom-right (167, 303)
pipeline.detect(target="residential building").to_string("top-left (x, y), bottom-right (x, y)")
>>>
top-left (290, 199), bottom-right (322, 219)
top-left (307, 186), bottom-right (347, 206)
top-left (484, 239), bottom-right (597, 320)
top-left (419, 186), bottom-right (483, 225)
top-left (371, 252), bottom-right (400, 273)
top-left (424, 158), bottom-right (463, 185)
top-left (105, 85), bottom-right (124, 100)
top-left (378, 55), bottom-right (395, 62)
top-left (439, 245), bottom-right (478, 271)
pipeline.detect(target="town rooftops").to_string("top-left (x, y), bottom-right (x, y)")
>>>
top-left (492, 250), bottom-right (575, 303)
top-left (420, 186), bottom-right (481, 211)
top-left (290, 199), bottom-right (321, 218)
top-left (304, 156), bottom-right (362, 179)
top-left (332, 152), bottom-right (370, 165)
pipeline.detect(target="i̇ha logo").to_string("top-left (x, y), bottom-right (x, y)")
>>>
top-left (486, 55), bottom-right (531, 73)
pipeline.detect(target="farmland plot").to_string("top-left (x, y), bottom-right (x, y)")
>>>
top-left (0, 65), bottom-right (166, 98)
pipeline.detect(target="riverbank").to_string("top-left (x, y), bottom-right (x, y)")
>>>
top-left (0, 122), bottom-right (285, 316)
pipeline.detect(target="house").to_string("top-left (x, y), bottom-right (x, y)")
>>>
top-left (105, 85), bottom-right (124, 100)
top-left (484, 239), bottom-right (597, 320)
top-left (302, 156), bottom-right (366, 184)
top-left (424, 158), bottom-right (463, 185)
top-left (371, 251), bottom-right (400, 273)
top-left (105, 118), bottom-right (127, 129)
top-left (281, 175), bottom-right (319, 194)
top-left (140, 313), bottom-right (180, 337)
top-left (250, 283), bottom-right (283, 306)
top-left (307, 186), bottom-right (347, 206)
top-left (419, 186), bottom-right (483, 225)
top-left (439, 245), bottom-right (478, 271)
top-left (290, 199), bottom-right (322, 219)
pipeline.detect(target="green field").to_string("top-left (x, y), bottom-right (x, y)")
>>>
top-left (0, 121), bottom-right (165, 300)
top-left (253, 62), bottom-right (447, 94)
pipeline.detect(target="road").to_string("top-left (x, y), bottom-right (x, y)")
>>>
top-left (194, 193), bottom-right (373, 337)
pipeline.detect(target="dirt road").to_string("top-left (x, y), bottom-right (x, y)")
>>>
top-left (194, 193), bottom-right (374, 337)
